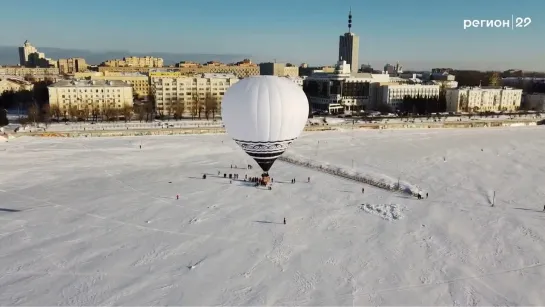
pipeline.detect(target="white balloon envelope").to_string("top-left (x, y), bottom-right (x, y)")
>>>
top-left (221, 76), bottom-right (309, 174)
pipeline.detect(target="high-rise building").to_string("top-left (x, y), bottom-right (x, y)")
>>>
top-left (18, 40), bottom-right (56, 68)
top-left (18, 40), bottom-right (38, 66)
top-left (338, 9), bottom-right (359, 75)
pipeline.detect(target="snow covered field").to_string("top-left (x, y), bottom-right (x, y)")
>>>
top-left (1, 127), bottom-right (545, 305)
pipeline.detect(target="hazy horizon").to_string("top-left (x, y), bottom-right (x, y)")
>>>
top-left (1, 0), bottom-right (543, 71)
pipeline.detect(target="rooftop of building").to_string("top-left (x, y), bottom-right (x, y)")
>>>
top-left (451, 86), bottom-right (521, 91)
top-left (201, 73), bottom-right (238, 79)
top-left (49, 79), bottom-right (130, 87)
top-left (0, 77), bottom-right (33, 85)
top-left (106, 72), bottom-right (148, 77)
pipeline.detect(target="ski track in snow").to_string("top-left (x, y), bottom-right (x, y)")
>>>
top-left (0, 128), bottom-right (545, 305)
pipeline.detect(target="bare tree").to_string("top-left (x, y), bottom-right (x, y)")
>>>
top-left (192, 93), bottom-right (203, 119)
top-left (110, 107), bottom-right (120, 122)
top-left (122, 105), bottom-right (133, 122)
top-left (80, 107), bottom-right (91, 122)
top-left (134, 104), bottom-right (146, 122)
top-left (91, 104), bottom-right (101, 122)
top-left (190, 95), bottom-right (199, 120)
top-left (41, 104), bottom-right (51, 127)
top-left (50, 104), bottom-right (61, 122)
top-left (204, 94), bottom-right (218, 120)
top-left (68, 105), bottom-right (79, 122)
top-left (27, 102), bottom-right (40, 125)
top-left (173, 100), bottom-right (185, 120)
top-left (144, 103), bottom-right (154, 122)
top-left (166, 102), bottom-right (174, 120)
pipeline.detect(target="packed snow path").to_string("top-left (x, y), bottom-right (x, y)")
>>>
top-left (279, 153), bottom-right (425, 197)
top-left (0, 127), bottom-right (545, 305)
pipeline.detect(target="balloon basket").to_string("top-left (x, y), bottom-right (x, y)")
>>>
top-left (261, 173), bottom-right (270, 186)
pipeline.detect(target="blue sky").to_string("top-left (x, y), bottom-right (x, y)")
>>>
top-left (1, 0), bottom-right (543, 70)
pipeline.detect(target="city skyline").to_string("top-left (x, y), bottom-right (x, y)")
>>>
top-left (1, 0), bottom-right (544, 70)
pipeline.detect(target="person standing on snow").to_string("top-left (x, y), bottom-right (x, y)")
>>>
top-left (283, 217), bottom-right (286, 225)
top-left (176, 194), bottom-right (179, 200)
top-left (362, 187), bottom-right (364, 194)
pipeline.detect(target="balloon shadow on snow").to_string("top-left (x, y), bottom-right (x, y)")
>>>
top-left (0, 208), bottom-right (21, 213)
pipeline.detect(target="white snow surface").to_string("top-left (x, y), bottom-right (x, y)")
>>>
top-left (360, 204), bottom-right (405, 221)
top-left (1, 127), bottom-right (545, 305)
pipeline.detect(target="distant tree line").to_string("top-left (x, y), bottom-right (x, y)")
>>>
top-left (398, 94), bottom-right (447, 115)
top-left (0, 80), bottom-right (52, 110)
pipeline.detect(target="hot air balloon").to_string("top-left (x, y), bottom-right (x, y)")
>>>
top-left (221, 76), bottom-right (309, 179)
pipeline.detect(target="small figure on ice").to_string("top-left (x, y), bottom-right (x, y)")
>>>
top-left (176, 194), bottom-right (179, 200)
top-left (283, 217), bottom-right (286, 225)
top-left (361, 187), bottom-right (364, 194)
top-left (426, 192), bottom-right (428, 198)
top-left (308, 177), bottom-right (310, 183)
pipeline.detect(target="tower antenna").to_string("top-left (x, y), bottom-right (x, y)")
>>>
top-left (348, 7), bottom-right (352, 33)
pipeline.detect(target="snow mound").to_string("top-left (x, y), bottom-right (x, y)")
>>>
top-left (360, 203), bottom-right (404, 221)
top-left (279, 153), bottom-right (425, 197)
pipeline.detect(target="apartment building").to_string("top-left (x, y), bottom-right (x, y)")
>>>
top-left (151, 73), bottom-right (239, 115)
top-left (98, 66), bottom-right (151, 73)
top-left (446, 87), bottom-right (522, 112)
top-left (0, 77), bottom-right (34, 94)
top-left (74, 71), bottom-right (149, 98)
top-left (58, 58), bottom-right (88, 74)
top-left (176, 59), bottom-right (259, 78)
top-left (48, 80), bottom-right (133, 112)
top-left (102, 56), bottom-right (163, 68)
top-left (0, 67), bottom-right (60, 81)
top-left (259, 63), bottom-right (299, 77)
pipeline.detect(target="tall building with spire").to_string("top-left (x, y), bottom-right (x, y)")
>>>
top-left (338, 9), bottom-right (360, 74)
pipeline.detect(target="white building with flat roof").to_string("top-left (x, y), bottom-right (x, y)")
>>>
top-left (48, 79), bottom-right (133, 112)
top-left (446, 87), bottom-right (522, 113)
top-left (380, 84), bottom-right (440, 108)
